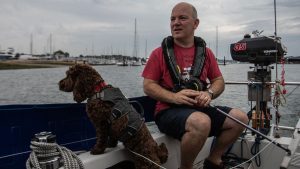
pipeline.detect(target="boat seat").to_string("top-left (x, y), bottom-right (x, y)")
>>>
top-left (78, 121), bottom-right (213, 169)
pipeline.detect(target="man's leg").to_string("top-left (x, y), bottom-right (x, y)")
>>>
top-left (180, 112), bottom-right (211, 169)
top-left (206, 108), bottom-right (249, 165)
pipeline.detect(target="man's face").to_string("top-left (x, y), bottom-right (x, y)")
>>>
top-left (170, 5), bottom-right (199, 40)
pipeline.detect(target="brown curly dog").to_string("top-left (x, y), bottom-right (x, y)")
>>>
top-left (58, 64), bottom-right (168, 169)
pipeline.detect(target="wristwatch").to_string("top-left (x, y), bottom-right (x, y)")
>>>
top-left (207, 89), bottom-right (214, 99)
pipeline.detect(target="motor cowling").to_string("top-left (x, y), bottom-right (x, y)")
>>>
top-left (230, 35), bottom-right (287, 65)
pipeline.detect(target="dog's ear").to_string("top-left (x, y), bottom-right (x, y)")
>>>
top-left (71, 64), bottom-right (101, 102)
top-left (73, 73), bottom-right (87, 103)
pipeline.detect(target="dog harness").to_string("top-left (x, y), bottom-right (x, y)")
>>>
top-left (162, 36), bottom-right (207, 92)
top-left (92, 87), bottom-right (144, 142)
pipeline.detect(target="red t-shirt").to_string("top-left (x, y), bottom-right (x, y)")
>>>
top-left (142, 43), bottom-right (222, 116)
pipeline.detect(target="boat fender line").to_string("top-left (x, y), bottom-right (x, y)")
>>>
top-left (209, 105), bottom-right (291, 155)
top-left (26, 131), bottom-right (84, 169)
top-left (127, 148), bottom-right (167, 169)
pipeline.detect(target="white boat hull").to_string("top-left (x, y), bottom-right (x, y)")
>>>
top-left (77, 122), bottom-right (212, 169)
top-left (77, 120), bottom-right (300, 169)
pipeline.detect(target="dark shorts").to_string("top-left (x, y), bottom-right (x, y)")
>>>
top-left (155, 106), bottom-right (232, 140)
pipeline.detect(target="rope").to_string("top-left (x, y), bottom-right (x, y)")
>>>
top-left (229, 138), bottom-right (275, 169)
top-left (0, 137), bottom-right (95, 160)
top-left (272, 58), bottom-right (287, 132)
top-left (26, 141), bottom-right (84, 169)
top-left (127, 149), bottom-right (167, 169)
top-left (272, 80), bottom-right (287, 108)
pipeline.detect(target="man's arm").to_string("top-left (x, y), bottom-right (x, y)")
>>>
top-left (143, 78), bottom-right (200, 106)
top-left (207, 76), bottom-right (225, 99)
top-left (194, 76), bottom-right (225, 107)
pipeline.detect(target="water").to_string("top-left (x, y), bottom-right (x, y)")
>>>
top-left (0, 64), bottom-right (299, 126)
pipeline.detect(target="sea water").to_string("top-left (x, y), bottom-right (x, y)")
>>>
top-left (0, 63), bottom-right (299, 126)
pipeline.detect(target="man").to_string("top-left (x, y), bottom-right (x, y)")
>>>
top-left (142, 2), bottom-right (248, 169)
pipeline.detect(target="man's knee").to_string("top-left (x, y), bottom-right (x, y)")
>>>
top-left (229, 108), bottom-right (249, 128)
top-left (186, 112), bottom-right (211, 136)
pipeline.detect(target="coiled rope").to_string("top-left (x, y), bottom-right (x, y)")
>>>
top-left (26, 141), bottom-right (84, 169)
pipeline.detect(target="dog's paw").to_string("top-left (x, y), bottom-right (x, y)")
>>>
top-left (90, 146), bottom-right (105, 155)
top-left (158, 143), bottom-right (168, 163)
top-left (107, 140), bottom-right (118, 148)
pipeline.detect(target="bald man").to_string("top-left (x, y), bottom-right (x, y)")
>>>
top-left (142, 2), bottom-right (248, 169)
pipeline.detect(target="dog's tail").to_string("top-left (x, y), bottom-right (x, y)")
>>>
top-left (158, 143), bottom-right (168, 164)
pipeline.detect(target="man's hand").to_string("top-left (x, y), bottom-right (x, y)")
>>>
top-left (173, 89), bottom-right (200, 106)
top-left (195, 91), bottom-right (212, 107)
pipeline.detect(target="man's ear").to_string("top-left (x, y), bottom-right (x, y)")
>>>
top-left (194, 18), bottom-right (199, 30)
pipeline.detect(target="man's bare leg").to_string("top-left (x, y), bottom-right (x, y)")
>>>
top-left (206, 109), bottom-right (249, 165)
top-left (180, 112), bottom-right (211, 169)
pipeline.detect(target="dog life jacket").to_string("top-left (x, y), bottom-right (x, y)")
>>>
top-left (162, 36), bottom-right (207, 92)
top-left (97, 87), bottom-right (145, 142)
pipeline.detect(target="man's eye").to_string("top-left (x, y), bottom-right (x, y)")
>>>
top-left (180, 17), bottom-right (188, 20)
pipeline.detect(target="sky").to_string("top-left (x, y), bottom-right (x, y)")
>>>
top-left (0, 0), bottom-right (299, 59)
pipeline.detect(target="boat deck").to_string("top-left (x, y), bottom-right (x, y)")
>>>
top-left (280, 120), bottom-right (300, 169)
top-left (78, 122), bottom-right (213, 169)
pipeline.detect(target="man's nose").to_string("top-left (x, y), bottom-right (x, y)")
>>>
top-left (173, 18), bottom-right (181, 25)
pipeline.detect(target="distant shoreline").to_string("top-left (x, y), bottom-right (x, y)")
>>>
top-left (0, 60), bottom-right (75, 70)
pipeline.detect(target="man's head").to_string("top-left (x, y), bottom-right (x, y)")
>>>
top-left (170, 2), bottom-right (199, 43)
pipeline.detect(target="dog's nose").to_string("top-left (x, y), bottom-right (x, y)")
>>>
top-left (59, 80), bottom-right (65, 89)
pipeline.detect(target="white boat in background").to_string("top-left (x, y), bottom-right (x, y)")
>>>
top-left (116, 58), bottom-right (129, 66)
top-left (141, 57), bottom-right (148, 65)
top-left (130, 59), bottom-right (142, 66)
top-left (0, 47), bottom-right (15, 60)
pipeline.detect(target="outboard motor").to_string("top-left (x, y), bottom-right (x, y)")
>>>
top-left (230, 34), bottom-right (286, 66)
top-left (230, 34), bottom-right (287, 134)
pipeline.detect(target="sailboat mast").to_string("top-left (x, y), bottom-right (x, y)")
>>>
top-left (216, 26), bottom-right (218, 60)
top-left (145, 40), bottom-right (148, 58)
top-left (30, 33), bottom-right (33, 55)
top-left (50, 33), bottom-right (52, 55)
top-left (133, 18), bottom-right (138, 58)
top-left (274, 0), bottom-right (278, 79)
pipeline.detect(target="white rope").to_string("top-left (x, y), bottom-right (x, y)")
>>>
top-left (229, 139), bottom-right (275, 169)
top-left (127, 149), bottom-right (167, 169)
top-left (0, 137), bottom-right (95, 160)
top-left (26, 141), bottom-right (84, 169)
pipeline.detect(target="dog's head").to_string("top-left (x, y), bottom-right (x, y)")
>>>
top-left (59, 64), bottom-right (104, 103)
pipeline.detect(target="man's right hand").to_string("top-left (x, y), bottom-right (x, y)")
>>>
top-left (144, 78), bottom-right (199, 106)
top-left (173, 89), bottom-right (200, 106)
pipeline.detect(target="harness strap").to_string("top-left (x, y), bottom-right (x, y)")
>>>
top-left (192, 37), bottom-right (207, 77)
top-left (162, 36), bottom-right (182, 88)
top-left (90, 87), bottom-right (144, 142)
top-left (161, 36), bottom-right (206, 92)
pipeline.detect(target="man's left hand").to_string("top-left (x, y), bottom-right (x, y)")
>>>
top-left (194, 91), bottom-right (212, 107)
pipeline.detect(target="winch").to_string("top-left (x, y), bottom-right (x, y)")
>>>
top-left (27, 131), bottom-right (62, 169)
top-left (26, 131), bottom-right (84, 169)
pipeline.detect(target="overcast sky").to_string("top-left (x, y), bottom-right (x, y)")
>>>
top-left (0, 0), bottom-right (299, 59)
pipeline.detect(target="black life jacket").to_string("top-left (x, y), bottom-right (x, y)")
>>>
top-left (161, 36), bottom-right (207, 92)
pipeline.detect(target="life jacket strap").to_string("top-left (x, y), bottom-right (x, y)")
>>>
top-left (161, 36), bottom-right (207, 92)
